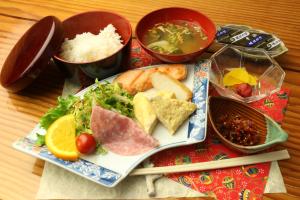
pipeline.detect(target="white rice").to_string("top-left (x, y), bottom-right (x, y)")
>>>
top-left (60, 24), bottom-right (123, 62)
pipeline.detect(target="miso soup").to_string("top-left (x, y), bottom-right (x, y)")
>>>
top-left (143, 20), bottom-right (208, 55)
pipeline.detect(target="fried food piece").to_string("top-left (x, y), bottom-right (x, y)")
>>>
top-left (156, 64), bottom-right (187, 81)
top-left (113, 69), bottom-right (144, 94)
top-left (114, 64), bottom-right (187, 94)
top-left (151, 72), bottom-right (192, 101)
top-left (132, 68), bottom-right (158, 92)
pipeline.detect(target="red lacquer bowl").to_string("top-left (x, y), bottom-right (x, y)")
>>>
top-left (0, 16), bottom-right (63, 92)
top-left (53, 11), bottom-right (132, 79)
top-left (135, 7), bottom-right (216, 63)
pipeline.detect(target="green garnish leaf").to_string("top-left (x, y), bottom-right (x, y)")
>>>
top-left (95, 144), bottom-right (108, 155)
top-left (35, 133), bottom-right (45, 147)
top-left (40, 95), bottom-right (79, 129)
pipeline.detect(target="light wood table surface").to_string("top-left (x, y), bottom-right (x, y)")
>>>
top-left (0, 0), bottom-right (299, 199)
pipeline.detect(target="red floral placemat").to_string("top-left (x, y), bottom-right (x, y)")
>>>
top-left (128, 39), bottom-right (161, 69)
top-left (249, 90), bottom-right (289, 123)
top-left (151, 138), bottom-right (271, 199)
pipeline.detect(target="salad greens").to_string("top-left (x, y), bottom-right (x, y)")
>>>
top-left (73, 80), bottom-right (134, 135)
top-left (38, 81), bottom-right (134, 147)
top-left (95, 144), bottom-right (108, 155)
top-left (40, 95), bottom-right (79, 130)
top-left (35, 133), bottom-right (45, 147)
top-left (72, 93), bottom-right (94, 135)
top-left (93, 80), bottom-right (134, 118)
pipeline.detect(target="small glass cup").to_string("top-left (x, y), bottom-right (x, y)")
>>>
top-left (209, 45), bottom-right (285, 103)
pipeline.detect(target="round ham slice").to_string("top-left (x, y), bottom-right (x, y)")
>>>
top-left (91, 106), bottom-right (159, 156)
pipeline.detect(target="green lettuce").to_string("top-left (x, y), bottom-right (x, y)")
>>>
top-left (39, 81), bottom-right (133, 137)
top-left (92, 81), bottom-right (134, 118)
top-left (40, 95), bottom-right (79, 129)
top-left (73, 81), bottom-right (134, 135)
top-left (35, 133), bottom-right (45, 146)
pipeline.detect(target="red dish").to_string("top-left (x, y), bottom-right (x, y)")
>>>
top-left (135, 7), bottom-right (216, 63)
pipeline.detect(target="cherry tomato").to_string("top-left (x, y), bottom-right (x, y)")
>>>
top-left (76, 133), bottom-right (97, 154)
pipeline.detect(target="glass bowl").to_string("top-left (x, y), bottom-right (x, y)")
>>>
top-left (209, 45), bottom-right (285, 103)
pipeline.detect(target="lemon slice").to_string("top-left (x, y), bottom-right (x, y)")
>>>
top-left (45, 114), bottom-right (78, 161)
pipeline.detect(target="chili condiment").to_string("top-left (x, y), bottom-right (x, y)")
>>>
top-left (216, 114), bottom-right (260, 146)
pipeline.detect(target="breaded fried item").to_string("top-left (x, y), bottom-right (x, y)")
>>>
top-left (157, 64), bottom-right (187, 81)
top-left (113, 69), bottom-right (143, 94)
top-left (131, 68), bottom-right (157, 92)
top-left (114, 65), bottom-right (187, 94)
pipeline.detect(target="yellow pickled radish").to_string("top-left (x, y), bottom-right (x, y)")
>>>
top-left (223, 75), bottom-right (244, 86)
top-left (45, 114), bottom-right (79, 161)
top-left (223, 68), bottom-right (257, 86)
top-left (248, 74), bottom-right (258, 86)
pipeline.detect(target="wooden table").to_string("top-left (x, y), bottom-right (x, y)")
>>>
top-left (0, 0), bottom-right (299, 199)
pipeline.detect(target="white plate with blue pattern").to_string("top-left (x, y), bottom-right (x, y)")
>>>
top-left (13, 60), bottom-right (210, 188)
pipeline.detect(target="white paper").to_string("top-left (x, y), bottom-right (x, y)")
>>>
top-left (37, 160), bottom-right (286, 199)
top-left (264, 161), bottom-right (287, 193)
top-left (37, 162), bottom-right (205, 200)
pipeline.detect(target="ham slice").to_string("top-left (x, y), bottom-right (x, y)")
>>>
top-left (91, 106), bottom-right (159, 156)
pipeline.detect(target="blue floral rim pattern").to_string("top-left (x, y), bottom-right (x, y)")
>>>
top-left (188, 60), bottom-right (210, 141)
top-left (39, 150), bottom-right (121, 186)
top-left (13, 137), bottom-right (121, 187)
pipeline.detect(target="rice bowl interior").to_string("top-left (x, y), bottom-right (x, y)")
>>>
top-left (59, 24), bottom-right (124, 63)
